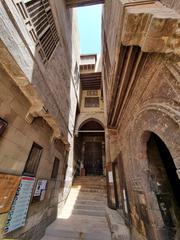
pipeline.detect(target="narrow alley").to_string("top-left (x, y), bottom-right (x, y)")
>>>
top-left (0, 0), bottom-right (180, 240)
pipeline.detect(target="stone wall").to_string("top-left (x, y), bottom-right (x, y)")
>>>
top-left (0, 65), bottom-right (67, 239)
top-left (115, 54), bottom-right (180, 239)
top-left (103, 0), bottom-right (180, 239)
top-left (161, 0), bottom-right (180, 13)
top-left (0, 0), bottom-right (80, 238)
top-left (0, 0), bottom-right (80, 139)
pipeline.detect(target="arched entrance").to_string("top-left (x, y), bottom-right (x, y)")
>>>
top-left (147, 133), bottom-right (180, 239)
top-left (75, 119), bottom-right (105, 176)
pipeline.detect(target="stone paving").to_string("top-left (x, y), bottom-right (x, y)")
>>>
top-left (41, 176), bottom-right (111, 240)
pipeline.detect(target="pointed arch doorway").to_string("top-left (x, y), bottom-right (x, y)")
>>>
top-left (76, 119), bottom-right (105, 176)
top-left (147, 133), bottom-right (180, 239)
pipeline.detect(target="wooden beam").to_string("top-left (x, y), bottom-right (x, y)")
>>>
top-left (66, 0), bottom-right (104, 8)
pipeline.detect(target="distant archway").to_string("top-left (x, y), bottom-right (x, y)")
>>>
top-left (78, 117), bottom-right (104, 132)
top-left (75, 119), bottom-right (105, 176)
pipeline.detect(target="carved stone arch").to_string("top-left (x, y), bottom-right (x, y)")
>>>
top-left (130, 103), bottom-right (180, 173)
top-left (127, 105), bottom-right (180, 239)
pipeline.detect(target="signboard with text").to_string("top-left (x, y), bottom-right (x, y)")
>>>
top-left (4, 176), bottom-right (35, 233)
top-left (33, 179), bottom-right (47, 202)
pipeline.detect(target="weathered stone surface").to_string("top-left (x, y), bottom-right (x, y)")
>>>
top-left (161, 0), bottom-right (180, 14)
top-left (103, 1), bottom-right (180, 239)
top-left (0, 0), bottom-right (80, 239)
top-left (42, 176), bottom-right (111, 240)
top-left (121, 2), bottom-right (180, 56)
top-left (106, 208), bottom-right (130, 240)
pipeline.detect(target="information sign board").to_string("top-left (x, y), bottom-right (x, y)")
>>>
top-left (33, 179), bottom-right (47, 202)
top-left (4, 176), bottom-right (35, 233)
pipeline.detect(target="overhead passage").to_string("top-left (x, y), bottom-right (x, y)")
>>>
top-left (66, 0), bottom-right (104, 8)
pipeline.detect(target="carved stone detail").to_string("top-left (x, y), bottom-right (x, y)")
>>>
top-left (121, 1), bottom-right (180, 56)
top-left (0, 39), bottom-right (67, 144)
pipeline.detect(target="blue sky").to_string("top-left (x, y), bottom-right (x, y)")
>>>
top-left (77, 5), bottom-right (102, 54)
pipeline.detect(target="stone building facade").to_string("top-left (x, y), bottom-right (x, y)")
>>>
top-left (0, 0), bottom-right (80, 239)
top-left (102, 0), bottom-right (180, 239)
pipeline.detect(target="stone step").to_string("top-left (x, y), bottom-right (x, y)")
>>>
top-left (68, 191), bottom-right (107, 197)
top-left (73, 181), bottom-right (106, 185)
top-left (73, 183), bottom-right (106, 189)
top-left (74, 178), bottom-right (106, 184)
top-left (75, 199), bottom-right (107, 206)
top-left (74, 192), bottom-right (107, 202)
top-left (78, 188), bottom-right (106, 193)
top-left (72, 208), bottom-right (106, 217)
top-left (41, 236), bottom-right (76, 240)
top-left (73, 186), bottom-right (106, 190)
top-left (75, 176), bottom-right (106, 179)
top-left (46, 229), bottom-right (111, 240)
top-left (74, 204), bottom-right (105, 211)
top-left (74, 179), bottom-right (106, 182)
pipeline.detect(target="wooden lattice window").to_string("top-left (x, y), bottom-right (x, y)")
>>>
top-left (23, 142), bottom-right (43, 176)
top-left (14, 0), bottom-right (59, 63)
top-left (84, 97), bottom-right (99, 108)
top-left (51, 157), bottom-right (60, 179)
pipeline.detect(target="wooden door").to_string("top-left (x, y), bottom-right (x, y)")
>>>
top-left (84, 142), bottom-right (103, 175)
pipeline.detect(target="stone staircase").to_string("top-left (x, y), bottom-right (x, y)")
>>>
top-left (41, 176), bottom-right (111, 240)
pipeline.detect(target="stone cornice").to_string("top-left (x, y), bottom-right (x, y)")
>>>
top-left (0, 40), bottom-right (69, 145)
top-left (121, 1), bottom-right (180, 56)
top-left (106, 0), bottom-right (180, 128)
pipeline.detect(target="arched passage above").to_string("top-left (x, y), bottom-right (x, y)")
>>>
top-left (75, 113), bottom-right (105, 136)
top-left (79, 118), bottom-right (104, 130)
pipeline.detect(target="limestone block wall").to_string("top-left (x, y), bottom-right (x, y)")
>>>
top-left (0, 0), bottom-right (80, 140)
top-left (0, 0), bottom-right (80, 238)
top-left (0, 66), bottom-right (67, 239)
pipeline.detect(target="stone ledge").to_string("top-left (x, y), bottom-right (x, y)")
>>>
top-left (121, 1), bottom-right (180, 56)
top-left (106, 207), bottom-right (131, 240)
top-left (0, 40), bottom-right (69, 145)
